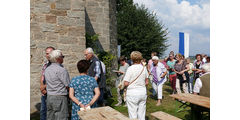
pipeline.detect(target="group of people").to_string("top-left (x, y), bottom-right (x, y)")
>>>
top-left (39, 46), bottom-right (210, 120)
top-left (114, 51), bottom-right (210, 120)
top-left (164, 51), bottom-right (210, 97)
top-left (40, 47), bottom-right (106, 120)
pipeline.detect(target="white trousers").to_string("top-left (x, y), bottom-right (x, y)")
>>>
top-left (176, 78), bottom-right (189, 94)
top-left (126, 95), bottom-right (147, 120)
top-left (152, 82), bottom-right (163, 99)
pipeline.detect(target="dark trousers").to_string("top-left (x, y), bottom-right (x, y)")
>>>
top-left (177, 72), bottom-right (190, 92)
top-left (92, 88), bottom-right (105, 107)
top-left (40, 95), bottom-right (47, 120)
top-left (97, 88), bottom-right (104, 105)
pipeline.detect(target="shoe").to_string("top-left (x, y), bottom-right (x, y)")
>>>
top-left (156, 102), bottom-right (161, 106)
top-left (114, 103), bottom-right (122, 106)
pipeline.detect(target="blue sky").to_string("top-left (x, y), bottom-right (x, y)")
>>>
top-left (133, 0), bottom-right (210, 56)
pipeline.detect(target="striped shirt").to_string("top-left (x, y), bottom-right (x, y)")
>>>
top-left (94, 61), bottom-right (101, 78)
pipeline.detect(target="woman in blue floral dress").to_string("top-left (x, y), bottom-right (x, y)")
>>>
top-left (69, 60), bottom-right (100, 120)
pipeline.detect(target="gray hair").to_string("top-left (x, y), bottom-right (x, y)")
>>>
top-left (152, 56), bottom-right (159, 60)
top-left (202, 63), bottom-right (210, 73)
top-left (49, 50), bottom-right (62, 63)
top-left (85, 47), bottom-right (94, 54)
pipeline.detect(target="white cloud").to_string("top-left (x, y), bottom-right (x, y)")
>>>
top-left (133, 0), bottom-right (210, 29)
top-left (133, 0), bottom-right (210, 56)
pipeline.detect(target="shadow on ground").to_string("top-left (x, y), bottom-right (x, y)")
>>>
top-left (165, 88), bottom-right (173, 94)
top-left (30, 111), bottom-right (40, 120)
top-left (30, 103), bottom-right (41, 120)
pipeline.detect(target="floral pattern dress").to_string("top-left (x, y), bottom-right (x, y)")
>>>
top-left (69, 75), bottom-right (98, 120)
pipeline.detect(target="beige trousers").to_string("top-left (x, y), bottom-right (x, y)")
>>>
top-left (176, 78), bottom-right (189, 94)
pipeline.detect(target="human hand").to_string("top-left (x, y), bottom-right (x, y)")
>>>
top-left (145, 81), bottom-right (149, 86)
top-left (179, 71), bottom-right (184, 74)
top-left (79, 104), bottom-right (85, 108)
top-left (40, 84), bottom-right (46, 91)
top-left (41, 89), bottom-right (47, 95)
top-left (85, 104), bottom-right (90, 108)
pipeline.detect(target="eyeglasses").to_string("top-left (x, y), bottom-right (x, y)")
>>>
top-left (84, 53), bottom-right (89, 56)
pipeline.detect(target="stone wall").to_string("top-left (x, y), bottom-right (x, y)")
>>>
top-left (30, 0), bottom-right (117, 113)
top-left (85, 0), bottom-right (118, 77)
top-left (109, 0), bottom-right (118, 72)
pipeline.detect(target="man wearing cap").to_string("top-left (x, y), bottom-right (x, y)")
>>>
top-left (149, 56), bottom-right (167, 106)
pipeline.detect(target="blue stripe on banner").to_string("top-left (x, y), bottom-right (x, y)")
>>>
top-left (179, 32), bottom-right (184, 56)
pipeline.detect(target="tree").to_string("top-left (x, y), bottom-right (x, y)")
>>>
top-left (116, 0), bottom-right (169, 60)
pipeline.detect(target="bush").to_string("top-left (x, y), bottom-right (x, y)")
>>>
top-left (86, 33), bottom-right (116, 87)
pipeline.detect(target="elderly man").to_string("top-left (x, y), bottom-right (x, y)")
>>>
top-left (193, 63), bottom-right (210, 97)
top-left (192, 63), bottom-right (210, 119)
top-left (150, 56), bottom-right (167, 106)
top-left (40, 46), bottom-right (55, 120)
top-left (84, 48), bottom-right (106, 107)
top-left (45, 50), bottom-right (70, 120)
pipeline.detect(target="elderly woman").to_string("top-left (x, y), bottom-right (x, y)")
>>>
top-left (193, 54), bottom-right (204, 80)
top-left (174, 53), bottom-right (189, 94)
top-left (123, 51), bottom-right (149, 120)
top-left (69, 60), bottom-right (100, 120)
top-left (150, 56), bottom-right (167, 106)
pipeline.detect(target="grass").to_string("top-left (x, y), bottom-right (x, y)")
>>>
top-left (107, 81), bottom-right (192, 120)
top-left (31, 81), bottom-right (202, 120)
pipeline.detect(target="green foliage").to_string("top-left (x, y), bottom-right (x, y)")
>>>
top-left (85, 33), bottom-right (117, 87)
top-left (116, 0), bottom-right (169, 60)
top-left (98, 51), bottom-right (116, 87)
top-left (85, 33), bottom-right (99, 51)
top-left (108, 82), bottom-right (193, 119)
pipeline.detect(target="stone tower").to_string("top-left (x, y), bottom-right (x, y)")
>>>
top-left (30, 0), bottom-right (117, 113)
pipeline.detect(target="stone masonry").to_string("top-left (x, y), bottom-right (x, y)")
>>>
top-left (30, 0), bottom-right (117, 113)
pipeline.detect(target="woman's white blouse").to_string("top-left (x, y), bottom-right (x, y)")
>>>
top-left (123, 64), bottom-right (149, 96)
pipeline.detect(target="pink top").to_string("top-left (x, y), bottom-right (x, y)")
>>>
top-left (161, 61), bottom-right (168, 68)
top-left (148, 59), bottom-right (153, 70)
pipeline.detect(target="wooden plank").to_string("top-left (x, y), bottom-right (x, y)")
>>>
top-left (169, 93), bottom-right (210, 109)
top-left (151, 111), bottom-right (182, 120)
top-left (77, 106), bottom-right (134, 120)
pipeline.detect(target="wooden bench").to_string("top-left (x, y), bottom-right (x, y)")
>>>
top-left (151, 111), bottom-right (182, 120)
top-left (78, 106), bottom-right (136, 120)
